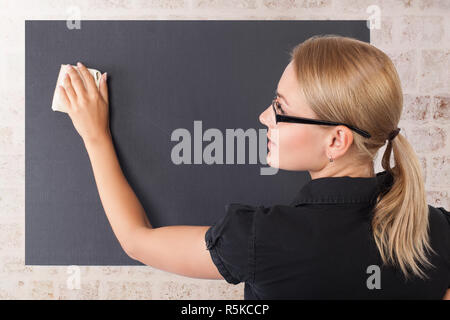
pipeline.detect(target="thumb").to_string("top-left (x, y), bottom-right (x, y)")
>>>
top-left (99, 72), bottom-right (108, 104)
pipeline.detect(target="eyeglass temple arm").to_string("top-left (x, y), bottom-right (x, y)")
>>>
top-left (275, 114), bottom-right (371, 138)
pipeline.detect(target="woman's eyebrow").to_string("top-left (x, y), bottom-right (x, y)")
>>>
top-left (276, 90), bottom-right (291, 107)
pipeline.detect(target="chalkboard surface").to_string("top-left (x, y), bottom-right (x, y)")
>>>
top-left (25, 20), bottom-right (369, 265)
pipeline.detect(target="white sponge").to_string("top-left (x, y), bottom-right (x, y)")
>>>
top-left (51, 64), bottom-right (102, 113)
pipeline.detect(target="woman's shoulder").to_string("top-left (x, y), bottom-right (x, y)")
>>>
top-left (215, 203), bottom-right (313, 235)
top-left (428, 205), bottom-right (450, 225)
top-left (221, 202), bottom-right (331, 238)
top-left (428, 205), bottom-right (450, 237)
top-left (426, 206), bottom-right (450, 269)
top-left (223, 202), bottom-right (315, 218)
top-left (224, 202), bottom-right (298, 214)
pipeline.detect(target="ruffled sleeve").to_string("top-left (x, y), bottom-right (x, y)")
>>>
top-left (205, 203), bottom-right (260, 284)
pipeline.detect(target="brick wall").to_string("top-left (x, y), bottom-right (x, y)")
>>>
top-left (0, 0), bottom-right (448, 299)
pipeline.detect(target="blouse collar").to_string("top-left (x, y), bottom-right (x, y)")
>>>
top-left (289, 170), bottom-right (393, 206)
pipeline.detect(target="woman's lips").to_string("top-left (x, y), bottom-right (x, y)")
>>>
top-left (267, 134), bottom-right (276, 146)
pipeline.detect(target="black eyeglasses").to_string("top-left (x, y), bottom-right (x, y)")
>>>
top-left (271, 97), bottom-right (371, 138)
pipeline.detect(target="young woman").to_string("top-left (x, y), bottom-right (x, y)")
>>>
top-left (58, 35), bottom-right (450, 299)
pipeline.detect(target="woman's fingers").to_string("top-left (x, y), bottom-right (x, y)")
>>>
top-left (58, 85), bottom-right (72, 112)
top-left (65, 64), bottom-right (87, 96)
top-left (76, 62), bottom-right (97, 93)
top-left (63, 73), bottom-right (77, 104)
top-left (99, 73), bottom-right (108, 104)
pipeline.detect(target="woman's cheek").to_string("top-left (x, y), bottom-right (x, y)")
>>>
top-left (279, 127), bottom-right (315, 170)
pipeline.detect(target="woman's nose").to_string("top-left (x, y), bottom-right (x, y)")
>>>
top-left (259, 105), bottom-right (275, 127)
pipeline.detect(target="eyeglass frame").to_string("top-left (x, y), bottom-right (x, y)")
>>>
top-left (271, 96), bottom-right (372, 139)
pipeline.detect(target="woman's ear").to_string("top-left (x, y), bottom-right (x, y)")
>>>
top-left (326, 126), bottom-right (354, 160)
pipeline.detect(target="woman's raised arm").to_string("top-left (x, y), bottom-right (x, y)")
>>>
top-left (59, 62), bottom-right (223, 280)
top-left (127, 225), bottom-right (223, 280)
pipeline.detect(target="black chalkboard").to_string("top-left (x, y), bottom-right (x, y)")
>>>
top-left (25, 20), bottom-right (369, 265)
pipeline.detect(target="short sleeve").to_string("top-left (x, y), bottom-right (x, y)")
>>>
top-left (205, 203), bottom-right (259, 285)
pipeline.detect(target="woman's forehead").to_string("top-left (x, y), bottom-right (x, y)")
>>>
top-left (278, 63), bottom-right (299, 99)
top-left (277, 62), bottom-right (316, 118)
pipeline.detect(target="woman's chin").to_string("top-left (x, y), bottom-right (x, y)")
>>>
top-left (266, 152), bottom-right (279, 168)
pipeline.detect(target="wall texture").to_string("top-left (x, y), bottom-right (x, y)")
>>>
top-left (0, 0), bottom-right (449, 299)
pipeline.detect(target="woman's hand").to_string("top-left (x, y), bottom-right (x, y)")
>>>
top-left (58, 62), bottom-right (110, 146)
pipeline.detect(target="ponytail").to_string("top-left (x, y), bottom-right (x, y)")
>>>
top-left (372, 132), bottom-right (435, 280)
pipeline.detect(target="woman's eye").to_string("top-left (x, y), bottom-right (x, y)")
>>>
top-left (276, 102), bottom-right (284, 113)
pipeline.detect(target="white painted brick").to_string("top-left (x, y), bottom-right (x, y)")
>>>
top-left (419, 49), bottom-right (450, 93)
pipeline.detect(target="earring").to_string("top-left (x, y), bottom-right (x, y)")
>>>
top-left (329, 155), bottom-right (333, 162)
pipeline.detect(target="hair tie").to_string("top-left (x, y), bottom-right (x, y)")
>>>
top-left (388, 128), bottom-right (401, 141)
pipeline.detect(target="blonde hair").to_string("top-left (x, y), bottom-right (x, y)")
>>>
top-left (289, 35), bottom-right (435, 280)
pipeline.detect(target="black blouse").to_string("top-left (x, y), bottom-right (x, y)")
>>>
top-left (205, 171), bottom-right (450, 299)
